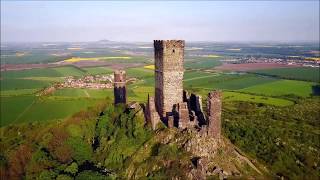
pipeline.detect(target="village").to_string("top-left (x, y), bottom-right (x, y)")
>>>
top-left (223, 56), bottom-right (320, 68)
top-left (37, 74), bottom-right (137, 96)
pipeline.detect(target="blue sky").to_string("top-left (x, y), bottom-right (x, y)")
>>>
top-left (1, 1), bottom-right (319, 42)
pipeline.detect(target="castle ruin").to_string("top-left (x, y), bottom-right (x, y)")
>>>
top-left (146, 40), bottom-right (222, 138)
top-left (114, 70), bottom-right (127, 105)
top-left (112, 40), bottom-right (222, 138)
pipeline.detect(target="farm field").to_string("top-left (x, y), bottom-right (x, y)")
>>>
top-left (184, 56), bottom-right (222, 69)
top-left (214, 63), bottom-right (298, 71)
top-left (250, 67), bottom-right (320, 82)
top-left (64, 56), bottom-right (132, 62)
top-left (223, 91), bottom-right (293, 106)
top-left (183, 73), bottom-right (279, 90)
top-left (126, 67), bottom-right (154, 78)
top-left (128, 86), bottom-right (154, 102)
top-left (0, 96), bottom-right (35, 126)
top-left (1, 66), bottom-right (85, 79)
top-left (240, 80), bottom-right (316, 97)
top-left (82, 66), bottom-right (113, 75)
top-left (53, 88), bottom-right (111, 98)
top-left (0, 66), bottom-right (86, 92)
top-left (0, 95), bottom-right (104, 127)
top-left (1, 52), bottom-right (67, 64)
top-left (15, 97), bottom-right (103, 124)
top-left (0, 89), bottom-right (38, 96)
top-left (0, 78), bottom-right (52, 90)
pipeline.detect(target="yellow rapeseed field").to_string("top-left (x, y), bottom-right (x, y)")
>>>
top-left (144, 65), bottom-right (155, 70)
top-left (16, 52), bottom-right (26, 57)
top-left (64, 56), bottom-right (132, 62)
top-left (67, 47), bottom-right (83, 50)
top-left (305, 57), bottom-right (320, 61)
top-left (226, 48), bottom-right (241, 51)
top-left (203, 55), bottom-right (221, 58)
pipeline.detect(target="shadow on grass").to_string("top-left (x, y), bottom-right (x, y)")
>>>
top-left (311, 84), bottom-right (320, 96)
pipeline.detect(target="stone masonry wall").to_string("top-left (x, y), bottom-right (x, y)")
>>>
top-left (206, 91), bottom-right (222, 138)
top-left (154, 40), bottom-right (185, 117)
top-left (177, 102), bottom-right (190, 129)
top-left (146, 95), bottom-right (161, 130)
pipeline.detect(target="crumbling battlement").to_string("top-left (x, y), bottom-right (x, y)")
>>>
top-left (114, 70), bottom-right (127, 105)
top-left (154, 40), bottom-right (185, 51)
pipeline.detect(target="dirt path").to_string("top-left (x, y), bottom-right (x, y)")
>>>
top-left (13, 100), bottom-right (36, 124)
top-left (233, 146), bottom-right (262, 175)
top-left (84, 90), bottom-right (90, 97)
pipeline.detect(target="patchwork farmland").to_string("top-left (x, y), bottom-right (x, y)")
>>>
top-left (1, 43), bottom-right (319, 128)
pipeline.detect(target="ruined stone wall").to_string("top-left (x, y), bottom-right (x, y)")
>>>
top-left (145, 95), bottom-right (161, 130)
top-left (177, 102), bottom-right (190, 129)
top-left (114, 70), bottom-right (127, 104)
top-left (206, 91), bottom-right (222, 138)
top-left (190, 93), bottom-right (206, 126)
top-left (154, 40), bottom-right (185, 117)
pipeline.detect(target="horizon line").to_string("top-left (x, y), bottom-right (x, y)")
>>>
top-left (1, 40), bottom-right (320, 44)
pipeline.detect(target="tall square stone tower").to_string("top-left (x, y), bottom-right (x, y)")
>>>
top-left (154, 40), bottom-right (185, 117)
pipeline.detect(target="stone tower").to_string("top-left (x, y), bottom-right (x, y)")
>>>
top-left (207, 91), bottom-right (222, 138)
top-left (114, 70), bottom-right (126, 105)
top-left (154, 40), bottom-right (185, 117)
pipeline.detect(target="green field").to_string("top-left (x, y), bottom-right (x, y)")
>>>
top-left (0, 89), bottom-right (38, 96)
top-left (250, 67), bottom-right (319, 82)
top-left (184, 73), bottom-right (279, 90)
top-left (0, 96), bottom-right (35, 126)
top-left (184, 57), bottom-right (223, 69)
top-left (53, 88), bottom-right (111, 98)
top-left (126, 67), bottom-right (154, 78)
top-left (0, 95), bottom-right (103, 127)
top-left (82, 67), bottom-right (113, 75)
top-left (1, 66), bottom-right (85, 79)
top-left (0, 79), bottom-right (52, 90)
top-left (240, 80), bottom-right (316, 97)
top-left (223, 91), bottom-right (293, 106)
top-left (127, 86), bottom-right (154, 102)
top-left (1, 52), bottom-right (66, 64)
top-left (15, 97), bottom-right (102, 124)
top-left (0, 66), bottom-right (86, 92)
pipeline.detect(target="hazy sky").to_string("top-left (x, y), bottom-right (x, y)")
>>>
top-left (1, 1), bottom-right (319, 42)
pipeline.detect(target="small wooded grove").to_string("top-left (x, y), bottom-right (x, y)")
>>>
top-left (222, 97), bottom-right (320, 179)
top-left (0, 97), bottom-right (319, 179)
